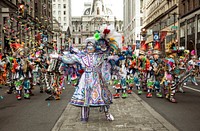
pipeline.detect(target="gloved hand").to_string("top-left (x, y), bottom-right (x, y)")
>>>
top-left (50, 53), bottom-right (59, 59)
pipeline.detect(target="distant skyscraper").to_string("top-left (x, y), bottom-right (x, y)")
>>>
top-left (52, 0), bottom-right (72, 31)
top-left (123, 0), bottom-right (143, 47)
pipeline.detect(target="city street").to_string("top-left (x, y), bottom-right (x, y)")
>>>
top-left (0, 80), bottom-right (200, 131)
top-left (134, 80), bottom-right (200, 131)
top-left (1, 0), bottom-right (200, 131)
top-left (0, 85), bottom-right (74, 131)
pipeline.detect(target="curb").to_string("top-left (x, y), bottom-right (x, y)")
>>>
top-left (51, 103), bottom-right (72, 131)
top-left (132, 92), bottom-right (179, 131)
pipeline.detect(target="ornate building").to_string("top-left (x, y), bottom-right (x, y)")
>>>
top-left (179, 0), bottom-right (200, 56)
top-left (71, 0), bottom-right (123, 49)
top-left (142, 0), bottom-right (178, 53)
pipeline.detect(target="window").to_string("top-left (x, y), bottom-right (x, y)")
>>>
top-left (79, 38), bottom-right (81, 44)
top-left (63, 4), bottom-right (66, 8)
top-left (97, 7), bottom-right (100, 15)
top-left (53, 0), bottom-right (55, 2)
top-left (58, 11), bottom-right (61, 15)
top-left (64, 17), bottom-right (66, 21)
top-left (63, 0), bottom-right (66, 1)
top-left (53, 4), bottom-right (56, 8)
top-left (58, 4), bottom-right (61, 8)
top-left (73, 38), bottom-right (75, 44)
top-left (64, 11), bottom-right (66, 15)
top-left (64, 23), bottom-right (66, 26)
top-left (198, 17), bottom-right (200, 32)
top-left (58, 17), bottom-right (61, 21)
top-left (180, 23), bottom-right (185, 38)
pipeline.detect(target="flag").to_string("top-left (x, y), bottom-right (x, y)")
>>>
top-left (160, 31), bottom-right (167, 42)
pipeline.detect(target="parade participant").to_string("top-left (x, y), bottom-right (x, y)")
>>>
top-left (45, 44), bottom-right (62, 101)
top-left (120, 59), bottom-right (128, 98)
top-left (161, 43), bottom-right (178, 103)
top-left (0, 53), bottom-right (7, 85)
top-left (126, 73), bottom-right (134, 94)
top-left (174, 48), bottom-right (189, 93)
top-left (137, 42), bottom-right (148, 93)
top-left (152, 41), bottom-right (164, 98)
top-left (184, 50), bottom-right (199, 86)
top-left (50, 34), bottom-right (117, 122)
top-left (145, 43), bottom-right (154, 98)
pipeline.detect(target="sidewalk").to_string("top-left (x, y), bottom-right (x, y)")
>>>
top-left (52, 88), bottom-right (178, 131)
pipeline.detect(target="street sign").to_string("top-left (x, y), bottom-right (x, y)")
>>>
top-left (153, 31), bottom-right (159, 41)
top-left (136, 40), bottom-right (140, 49)
top-left (42, 35), bottom-right (48, 43)
top-left (171, 26), bottom-right (178, 30)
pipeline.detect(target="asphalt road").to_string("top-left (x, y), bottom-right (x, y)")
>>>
top-left (0, 84), bottom-right (74, 131)
top-left (134, 81), bottom-right (200, 131)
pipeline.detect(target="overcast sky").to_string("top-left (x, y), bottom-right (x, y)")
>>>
top-left (71, 0), bottom-right (123, 20)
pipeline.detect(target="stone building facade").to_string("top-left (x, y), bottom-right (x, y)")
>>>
top-left (179, 0), bottom-right (200, 56)
top-left (71, 0), bottom-right (123, 49)
top-left (142, 0), bottom-right (178, 53)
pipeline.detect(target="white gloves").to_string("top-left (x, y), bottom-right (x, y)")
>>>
top-left (50, 53), bottom-right (59, 59)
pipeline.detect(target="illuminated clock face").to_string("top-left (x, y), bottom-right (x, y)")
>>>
top-left (84, 8), bottom-right (91, 15)
top-left (86, 10), bottom-right (89, 15)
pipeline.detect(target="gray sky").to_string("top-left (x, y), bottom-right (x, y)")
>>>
top-left (71, 0), bottom-right (123, 20)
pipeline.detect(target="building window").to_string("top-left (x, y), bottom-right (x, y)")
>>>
top-left (180, 23), bottom-right (185, 38)
top-left (64, 17), bottom-right (66, 21)
top-left (53, 0), bottom-right (55, 2)
top-left (58, 11), bottom-right (61, 15)
top-left (64, 11), bottom-right (66, 15)
top-left (97, 7), bottom-right (100, 15)
top-left (53, 4), bottom-right (56, 8)
top-left (58, 17), bottom-right (61, 21)
top-left (73, 38), bottom-right (75, 44)
top-left (198, 16), bottom-right (200, 32)
top-left (63, 4), bottom-right (66, 8)
top-left (58, 4), bottom-right (61, 8)
top-left (79, 38), bottom-right (81, 44)
top-left (64, 23), bottom-right (66, 26)
top-left (63, 0), bottom-right (66, 1)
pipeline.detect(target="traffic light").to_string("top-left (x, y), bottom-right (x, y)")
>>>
top-left (18, 4), bottom-right (24, 16)
top-left (141, 28), bottom-right (147, 37)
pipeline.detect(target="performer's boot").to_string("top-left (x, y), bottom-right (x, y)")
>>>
top-left (113, 89), bottom-right (120, 98)
top-left (45, 95), bottom-right (55, 101)
top-left (24, 89), bottom-right (30, 99)
top-left (146, 92), bottom-right (152, 98)
top-left (16, 90), bottom-right (22, 100)
top-left (121, 89), bottom-right (128, 99)
top-left (136, 85), bottom-right (142, 95)
top-left (40, 85), bottom-right (44, 93)
top-left (81, 107), bottom-right (90, 122)
top-left (127, 86), bottom-right (133, 94)
top-left (192, 77), bottom-right (198, 86)
top-left (104, 106), bottom-right (114, 121)
top-left (156, 92), bottom-right (163, 98)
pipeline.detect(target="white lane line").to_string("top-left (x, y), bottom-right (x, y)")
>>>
top-left (183, 86), bottom-right (200, 93)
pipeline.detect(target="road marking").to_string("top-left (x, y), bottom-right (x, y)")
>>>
top-left (183, 86), bottom-right (200, 93)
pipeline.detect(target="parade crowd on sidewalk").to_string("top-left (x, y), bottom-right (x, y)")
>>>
top-left (0, 25), bottom-right (200, 123)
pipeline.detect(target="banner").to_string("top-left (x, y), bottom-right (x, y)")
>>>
top-left (160, 31), bottom-right (167, 42)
